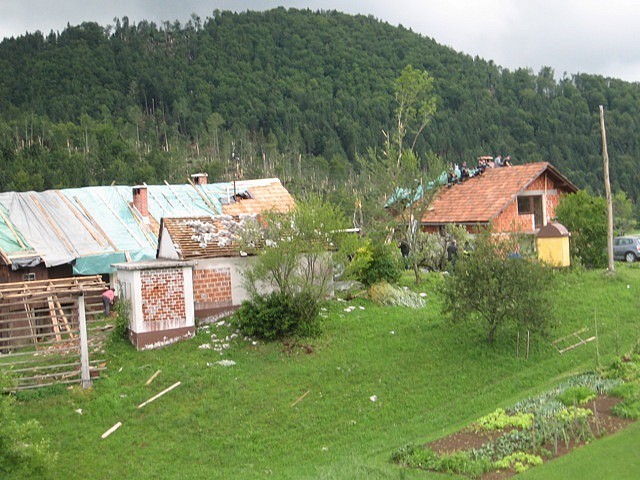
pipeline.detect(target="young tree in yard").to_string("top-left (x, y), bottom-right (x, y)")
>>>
top-left (357, 65), bottom-right (443, 283)
top-left (237, 197), bottom-right (349, 339)
top-left (555, 190), bottom-right (607, 268)
top-left (613, 190), bottom-right (636, 235)
top-left (441, 233), bottom-right (555, 344)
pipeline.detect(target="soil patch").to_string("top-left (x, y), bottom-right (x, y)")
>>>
top-left (424, 395), bottom-right (635, 479)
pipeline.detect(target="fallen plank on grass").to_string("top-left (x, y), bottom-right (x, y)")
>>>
top-left (145, 369), bottom-right (161, 385)
top-left (137, 381), bottom-right (181, 409)
top-left (291, 390), bottom-right (310, 408)
top-left (101, 421), bottom-right (122, 439)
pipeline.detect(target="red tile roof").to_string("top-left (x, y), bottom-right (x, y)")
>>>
top-left (420, 162), bottom-right (577, 226)
top-left (222, 179), bottom-right (295, 216)
top-left (161, 216), bottom-right (258, 260)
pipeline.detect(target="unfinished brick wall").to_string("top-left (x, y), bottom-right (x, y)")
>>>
top-left (140, 268), bottom-right (186, 323)
top-left (193, 267), bottom-right (233, 309)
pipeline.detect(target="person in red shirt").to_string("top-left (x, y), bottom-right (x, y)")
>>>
top-left (102, 287), bottom-right (115, 316)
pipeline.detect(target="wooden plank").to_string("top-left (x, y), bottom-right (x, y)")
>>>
top-left (10, 361), bottom-right (82, 373)
top-left (145, 370), bottom-right (161, 385)
top-left (23, 303), bottom-right (37, 344)
top-left (0, 246), bottom-right (11, 265)
top-left (188, 178), bottom-right (219, 212)
top-left (163, 180), bottom-right (191, 211)
top-left (558, 336), bottom-right (596, 354)
top-left (114, 186), bottom-right (158, 247)
top-left (137, 381), bottom-right (181, 408)
top-left (96, 189), bottom-right (147, 248)
top-left (47, 296), bottom-right (62, 341)
top-left (552, 327), bottom-right (588, 345)
top-left (54, 298), bottom-right (74, 337)
top-left (30, 194), bottom-right (75, 254)
top-left (0, 206), bottom-right (27, 249)
top-left (55, 190), bottom-right (108, 247)
top-left (101, 422), bottom-right (122, 439)
top-left (72, 197), bottom-right (119, 251)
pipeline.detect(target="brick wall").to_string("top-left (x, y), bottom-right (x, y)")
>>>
top-left (140, 268), bottom-right (186, 323)
top-left (193, 267), bottom-right (233, 308)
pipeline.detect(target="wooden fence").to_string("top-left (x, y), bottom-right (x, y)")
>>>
top-left (0, 276), bottom-right (110, 390)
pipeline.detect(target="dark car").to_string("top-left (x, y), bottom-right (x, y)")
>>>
top-left (613, 236), bottom-right (640, 262)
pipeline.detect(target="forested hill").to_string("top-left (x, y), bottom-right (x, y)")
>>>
top-left (1, 8), bottom-right (640, 202)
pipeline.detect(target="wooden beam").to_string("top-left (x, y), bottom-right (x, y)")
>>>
top-left (30, 194), bottom-right (75, 254)
top-left (55, 190), bottom-right (108, 248)
top-left (187, 178), bottom-right (218, 213)
top-left (72, 197), bottom-right (119, 251)
top-left (96, 190), bottom-right (148, 249)
top-left (0, 206), bottom-right (27, 249)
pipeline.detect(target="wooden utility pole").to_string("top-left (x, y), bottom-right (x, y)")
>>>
top-left (599, 105), bottom-right (615, 273)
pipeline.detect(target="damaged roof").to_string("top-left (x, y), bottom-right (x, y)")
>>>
top-left (160, 215), bottom-right (261, 260)
top-left (420, 162), bottom-right (578, 226)
top-left (0, 178), bottom-right (293, 274)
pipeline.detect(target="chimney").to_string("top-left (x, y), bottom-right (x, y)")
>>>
top-left (191, 173), bottom-right (208, 186)
top-left (132, 185), bottom-right (149, 222)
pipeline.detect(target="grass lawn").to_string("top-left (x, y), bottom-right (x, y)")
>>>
top-left (9, 265), bottom-right (640, 479)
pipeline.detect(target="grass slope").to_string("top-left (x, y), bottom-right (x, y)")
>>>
top-left (10, 266), bottom-right (640, 479)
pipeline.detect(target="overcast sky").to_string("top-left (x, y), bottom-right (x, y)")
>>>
top-left (2, 0), bottom-right (640, 82)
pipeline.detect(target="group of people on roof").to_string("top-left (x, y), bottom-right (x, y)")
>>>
top-left (446, 154), bottom-right (513, 187)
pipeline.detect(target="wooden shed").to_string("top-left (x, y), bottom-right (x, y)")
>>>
top-left (536, 222), bottom-right (571, 267)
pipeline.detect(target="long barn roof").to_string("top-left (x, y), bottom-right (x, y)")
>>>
top-left (0, 178), bottom-right (293, 274)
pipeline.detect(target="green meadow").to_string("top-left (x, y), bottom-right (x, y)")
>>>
top-left (10, 266), bottom-right (640, 479)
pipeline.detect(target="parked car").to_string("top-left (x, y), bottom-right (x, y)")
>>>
top-left (613, 236), bottom-right (640, 262)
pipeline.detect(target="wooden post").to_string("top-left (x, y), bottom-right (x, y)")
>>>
top-left (599, 105), bottom-right (615, 273)
top-left (78, 294), bottom-right (92, 389)
top-left (595, 310), bottom-right (600, 369)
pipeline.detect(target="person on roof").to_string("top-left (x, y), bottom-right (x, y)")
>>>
top-left (504, 155), bottom-right (512, 167)
top-left (494, 155), bottom-right (504, 167)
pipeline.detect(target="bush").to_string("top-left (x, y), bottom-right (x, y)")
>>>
top-left (234, 291), bottom-right (321, 341)
top-left (347, 240), bottom-right (402, 286)
top-left (110, 300), bottom-right (130, 341)
top-left (441, 232), bottom-right (556, 344)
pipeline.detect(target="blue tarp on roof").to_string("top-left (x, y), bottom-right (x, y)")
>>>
top-left (0, 179), bottom-right (279, 275)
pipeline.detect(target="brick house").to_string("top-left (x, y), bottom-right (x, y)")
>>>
top-left (157, 215), bottom-right (263, 320)
top-left (420, 162), bottom-right (578, 234)
top-left (156, 179), bottom-right (295, 319)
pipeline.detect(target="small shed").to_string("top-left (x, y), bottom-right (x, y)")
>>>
top-left (536, 222), bottom-right (571, 267)
top-left (113, 259), bottom-right (196, 351)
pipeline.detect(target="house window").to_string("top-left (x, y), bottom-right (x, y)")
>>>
top-left (22, 272), bottom-right (36, 281)
top-left (517, 197), bottom-right (532, 214)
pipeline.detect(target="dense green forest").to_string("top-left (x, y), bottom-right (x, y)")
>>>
top-left (1, 8), bottom-right (639, 204)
